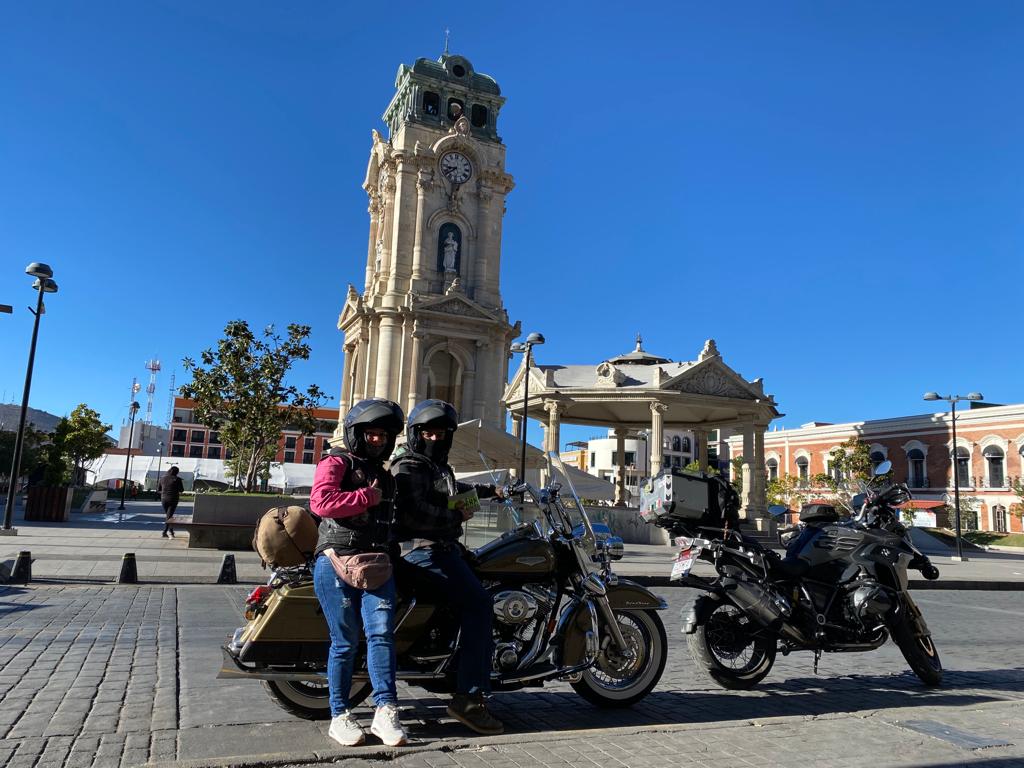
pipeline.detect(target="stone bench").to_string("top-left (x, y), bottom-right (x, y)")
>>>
top-left (173, 494), bottom-right (304, 550)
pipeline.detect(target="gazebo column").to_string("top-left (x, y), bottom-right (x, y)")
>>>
top-left (541, 402), bottom-right (564, 487)
top-left (693, 428), bottom-right (709, 471)
top-left (613, 428), bottom-right (629, 507)
top-left (740, 423), bottom-right (755, 519)
top-left (649, 402), bottom-right (667, 476)
top-left (750, 422), bottom-right (769, 523)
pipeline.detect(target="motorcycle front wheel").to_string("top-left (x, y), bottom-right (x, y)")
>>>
top-left (688, 602), bottom-right (776, 690)
top-left (891, 617), bottom-right (942, 686)
top-left (261, 679), bottom-right (371, 720)
top-left (571, 609), bottom-right (668, 707)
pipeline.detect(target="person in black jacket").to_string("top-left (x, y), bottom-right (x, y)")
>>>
top-left (390, 399), bottom-right (504, 736)
top-left (158, 466), bottom-right (183, 538)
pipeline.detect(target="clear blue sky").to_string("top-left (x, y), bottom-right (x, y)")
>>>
top-left (2, 2), bottom-right (1021, 444)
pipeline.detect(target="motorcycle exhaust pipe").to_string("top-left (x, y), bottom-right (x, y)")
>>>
top-left (722, 579), bottom-right (808, 644)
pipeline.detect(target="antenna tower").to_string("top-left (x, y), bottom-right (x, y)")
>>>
top-left (165, 372), bottom-right (176, 427)
top-left (144, 358), bottom-right (161, 425)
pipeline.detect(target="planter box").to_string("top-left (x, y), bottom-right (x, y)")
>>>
top-left (25, 486), bottom-right (73, 522)
top-left (186, 494), bottom-right (304, 550)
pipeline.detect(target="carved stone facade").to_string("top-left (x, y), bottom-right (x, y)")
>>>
top-left (336, 54), bottom-right (520, 431)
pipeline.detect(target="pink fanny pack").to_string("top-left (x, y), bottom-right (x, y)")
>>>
top-left (324, 549), bottom-right (392, 591)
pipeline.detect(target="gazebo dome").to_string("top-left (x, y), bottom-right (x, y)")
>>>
top-left (605, 334), bottom-right (671, 366)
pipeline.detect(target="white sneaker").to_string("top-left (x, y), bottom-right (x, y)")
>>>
top-left (370, 703), bottom-right (408, 746)
top-left (328, 710), bottom-right (365, 746)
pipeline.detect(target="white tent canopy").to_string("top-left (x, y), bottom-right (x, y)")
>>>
top-left (86, 454), bottom-right (318, 492)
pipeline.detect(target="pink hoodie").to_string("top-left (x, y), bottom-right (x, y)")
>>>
top-left (309, 454), bottom-right (381, 519)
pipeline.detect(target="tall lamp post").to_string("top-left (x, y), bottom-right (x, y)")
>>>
top-left (156, 441), bottom-right (164, 488)
top-left (3, 263), bottom-right (59, 535)
top-left (923, 391), bottom-right (983, 562)
top-left (510, 332), bottom-right (545, 480)
top-left (118, 401), bottom-right (141, 510)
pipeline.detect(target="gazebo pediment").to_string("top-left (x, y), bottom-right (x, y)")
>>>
top-left (660, 358), bottom-right (760, 401)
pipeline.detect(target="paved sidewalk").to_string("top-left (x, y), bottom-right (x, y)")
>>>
top-left (2, 500), bottom-right (1023, 589)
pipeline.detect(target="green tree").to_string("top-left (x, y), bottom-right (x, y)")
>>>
top-left (0, 423), bottom-right (47, 489)
top-left (809, 437), bottom-right (880, 514)
top-left (181, 321), bottom-right (326, 492)
top-left (766, 472), bottom-right (807, 510)
top-left (51, 404), bottom-right (112, 486)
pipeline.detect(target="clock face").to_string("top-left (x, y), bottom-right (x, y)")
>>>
top-left (440, 152), bottom-right (472, 184)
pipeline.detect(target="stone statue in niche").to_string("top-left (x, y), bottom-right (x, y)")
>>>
top-left (442, 232), bottom-right (459, 272)
top-left (437, 224), bottom-right (462, 275)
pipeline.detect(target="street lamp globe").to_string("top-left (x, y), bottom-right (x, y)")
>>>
top-left (923, 392), bottom-right (940, 401)
top-left (966, 392), bottom-right (984, 401)
top-left (525, 332), bottom-right (545, 345)
top-left (25, 262), bottom-right (53, 279)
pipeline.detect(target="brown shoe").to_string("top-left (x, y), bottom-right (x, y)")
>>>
top-left (446, 693), bottom-right (503, 735)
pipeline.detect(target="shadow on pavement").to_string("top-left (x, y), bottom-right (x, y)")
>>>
top-left (0, 585), bottom-right (46, 618)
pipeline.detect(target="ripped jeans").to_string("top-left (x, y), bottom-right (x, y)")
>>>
top-left (312, 554), bottom-right (397, 715)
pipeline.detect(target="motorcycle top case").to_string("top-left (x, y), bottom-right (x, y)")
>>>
top-left (639, 469), bottom-right (723, 529)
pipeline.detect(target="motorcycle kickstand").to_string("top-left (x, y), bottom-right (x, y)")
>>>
top-left (813, 649), bottom-right (821, 675)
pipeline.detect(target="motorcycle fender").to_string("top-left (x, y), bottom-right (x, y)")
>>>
top-left (682, 594), bottom-right (721, 635)
top-left (554, 600), bottom-right (598, 668)
top-left (900, 592), bottom-right (932, 638)
top-left (604, 580), bottom-right (668, 611)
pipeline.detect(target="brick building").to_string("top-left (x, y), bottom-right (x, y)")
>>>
top-left (728, 402), bottom-right (1024, 533)
top-left (170, 397), bottom-right (339, 465)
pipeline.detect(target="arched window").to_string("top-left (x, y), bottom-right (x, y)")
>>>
top-left (681, 437), bottom-right (691, 453)
top-left (907, 449), bottom-right (925, 488)
top-left (766, 458), bottom-right (779, 482)
top-left (870, 451), bottom-right (886, 471)
top-left (955, 446), bottom-right (971, 487)
top-left (425, 351), bottom-right (462, 409)
top-left (795, 456), bottom-right (809, 484)
top-left (671, 436), bottom-right (681, 452)
top-left (984, 445), bottom-right (1005, 488)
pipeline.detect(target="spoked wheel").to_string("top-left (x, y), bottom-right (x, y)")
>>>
top-left (571, 609), bottom-right (668, 708)
top-left (892, 616), bottom-right (942, 686)
top-left (688, 602), bottom-right (776, 690)
top-left (261, 679), bottom-right (371, 720)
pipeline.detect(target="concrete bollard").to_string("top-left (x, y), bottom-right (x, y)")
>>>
top-left (117, 553), bottom-right (138, 584)
top-left (217, 553), bottom-right (237, 584)
top-left (12, 551), bottom-right (32, 583)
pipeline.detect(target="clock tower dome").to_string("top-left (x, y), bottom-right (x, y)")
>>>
top-left (336, 53), bottom-right (519, 430)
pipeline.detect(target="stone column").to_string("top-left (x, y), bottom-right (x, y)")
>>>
top-left (410, 168), bottom-right (431, 286)
top-left (750, 423), bottom-right (768, 520)
top-left (374, 315), bottom-right (398, 401)
top-left (406, 330), bottom-right (424, 414)
top-left (650, 402), bottom-right (668, 475)
top-left (544, 402), bottom-right (564, 456)
top-left (614, 428), bottom-right (629, 507)
top-left (475, 181), bottom-right (494, 303)
top-left (461, 366), bottom-right (476, 422)
top-left (740, 423), bottom-right (756, 520)
top-left (693, 429), bottom-right (709, 472)
top-left (353, 328), bottom-right (369, 403)
top-left (365, 197), bottom-right (380, 292)
top-left (340, 343), bottom-right (356, 412)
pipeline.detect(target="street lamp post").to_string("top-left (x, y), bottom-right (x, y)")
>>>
top-left (118, 402), bottom-right (141, 511)
top-left (510, 332), bottom-right (545, 481)
top-left (156, 441), bottom-right (164, 489)
top-left (3, 263), bottom-right (59, 535)
top-left (924, 391), bottom-right (983, 562)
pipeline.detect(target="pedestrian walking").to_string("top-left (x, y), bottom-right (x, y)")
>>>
top-left (158, 466), bottom-right (183, 538)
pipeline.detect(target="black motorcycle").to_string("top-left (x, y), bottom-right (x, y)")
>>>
top-left (640, 460), bottom-right (942, 690)
top-left (220, 453), bottom-right (668, 717)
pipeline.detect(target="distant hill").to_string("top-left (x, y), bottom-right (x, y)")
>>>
top-left (0, 404), bottom-right (63, 433)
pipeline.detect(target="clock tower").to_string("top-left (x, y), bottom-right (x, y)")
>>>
top-left (336, 53), bottom-right (519, 430)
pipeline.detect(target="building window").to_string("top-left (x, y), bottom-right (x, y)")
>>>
top-left (188, 445), bottom-right (203, 458)
top-left (624, 451), bottom-right (636, 466)
top-left (471, 103), bottom-right (487, 127)
top-left (171, 444), bottom-right (185, 457)
top-left (671, 436), bottom-right (681, 452)
top-left (994, 504), bottom-right (1008, 533)
top-left (681, 437), bottom-right (691, 453)
top-left (284, 450), bottom-right (295, 463)
top-left (224, 449), bottom-right (233, 460)
top-left (209, 431), bottom-right (220, 444)
top-left (207, 446), bottom-right (221, 460)
top-left (589, 452), bottom-right (596, 468)
top-left (672, 456), bottom-right (682, 468)
top-left (285, 436), bottom-right (297, 450)
top-left (870, 451), bottom-right (886, 471)
top-left (172, 429), bottom-right (187, 442)
top-left (766, 458), bottom-right (778, 482)
top-left (984, 446), bottom-right (1005, 488)
top-left (796, 456), bottom-right (809, 484)
top-left (423, 91), bottom-right (439, 116)
top-left (303, 452), bottom-right (314, 464)
top-left (955, 446), bottom-right (971, 487)
top-left (663, 454), bottom-right (670, 469)
top-left (447, 97), bottom-right (464, 120)
top-left (304, 437), bottom-right (315, 450)
top-left (190, 430), bottom-right (205, 443)
top-left (907, 449), bottom-right (925, 488)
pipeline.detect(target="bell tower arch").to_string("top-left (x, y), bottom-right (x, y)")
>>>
top-left (336, 53), bottom-right (520, 432)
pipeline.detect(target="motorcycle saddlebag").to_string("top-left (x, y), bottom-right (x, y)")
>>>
top-left (640, 469), bottom-right (734, 530)
top-left (253, 505), bottom-right (319, 568)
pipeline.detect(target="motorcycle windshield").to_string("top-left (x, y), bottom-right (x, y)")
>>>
top-left (458, 450), bottom-right (524, 551)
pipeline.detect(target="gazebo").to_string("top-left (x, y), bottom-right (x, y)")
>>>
top-left (502, 337), bottom-right (782, 526)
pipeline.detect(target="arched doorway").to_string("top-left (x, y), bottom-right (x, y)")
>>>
top-left (425, 350), bottom-right (463, 409)
top-left (993, 504), bottom-right (1008, 533)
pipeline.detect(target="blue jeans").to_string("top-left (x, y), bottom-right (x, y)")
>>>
top-left (404, 545), bottom-right (493, 694)
top-left (313, 555), bottom-right (397, 715)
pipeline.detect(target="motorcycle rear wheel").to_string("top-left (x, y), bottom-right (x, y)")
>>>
top-left (688, 603), bottom-right (776, 690)
top-left (261, 679), bottom-right (371, 720)
top-left (571, 609), bottom-right (667, 708)
top-left (891, 617), bottom-right (942, 686)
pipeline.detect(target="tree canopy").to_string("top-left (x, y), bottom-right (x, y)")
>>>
top-left (180, 320), bottom-right (326, 492)
top-left (52, 404), bottom-right (112, 485)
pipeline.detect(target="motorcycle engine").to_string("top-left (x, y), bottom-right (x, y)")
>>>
top-left (847, 581), bottom-right (893, 630)
top-left (491, 585), bottom-right (554, 671)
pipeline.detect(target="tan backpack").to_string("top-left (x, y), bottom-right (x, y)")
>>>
top-left (252, 505), bottom-right (319, 568)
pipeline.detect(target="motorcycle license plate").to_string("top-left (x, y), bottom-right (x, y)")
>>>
top-left (670, 547), bottom-right (700, 581)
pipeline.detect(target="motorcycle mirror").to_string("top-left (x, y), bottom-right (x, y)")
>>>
top-left (873, 460), bottom-right (892, 477)
top-left (767, 504), bottom-right (789, 519)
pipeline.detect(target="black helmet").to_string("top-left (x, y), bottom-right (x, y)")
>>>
top-left (342, 399), bottom-right (405, 461)
top-left (407, 399), bottom-right (458, 464)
